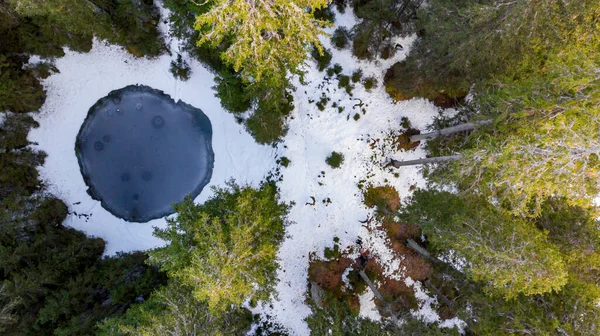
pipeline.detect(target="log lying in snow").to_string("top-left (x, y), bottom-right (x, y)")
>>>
top-left (358, 269), bottom-right (401, 326)
top-left (409, 119), bottom-right (493, 143)
top-left (386, 155), bottom-right (463, 168)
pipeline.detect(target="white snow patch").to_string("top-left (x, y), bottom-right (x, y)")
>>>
top-left (358, 287), bottom-right (382, 321)
top-left (405, 277), bottom-right (440, 324)
top-left (341, 266), bottom-right (353, 290)
top-left (0, 112), bottom-right (8, 127)
top-left (360, 224), bottom-right (406, 280)
top-left (404, 277), bottom-right (466, 333)
top-left (439, 249), bottom-right (468, 272)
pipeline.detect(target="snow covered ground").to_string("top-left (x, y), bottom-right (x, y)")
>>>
top-left (28, 40), bottom-right (276, 254)
top-left (28, 4), bottom-right (462, 335)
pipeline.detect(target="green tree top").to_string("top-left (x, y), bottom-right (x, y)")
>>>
top-left (400, 189), bottom-right (568, 298)
top-left (150, 181), bottom-right (288, 313)
top-left (194, 0), bottom-right (330, 91)
top-left (451, 27), bottom-right (600, 216)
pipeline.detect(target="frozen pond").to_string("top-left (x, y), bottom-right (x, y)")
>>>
top-left (75, 85), bottom-right (214, 222)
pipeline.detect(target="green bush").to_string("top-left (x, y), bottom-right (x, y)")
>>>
top-left (379, 43), bottom-right (395, 60)
top-left (331, 27), bottom-right (351, 49)
top-left (316, 97), bottom-right (328, 111)
top-left (312, 47), bottom-right (333, 72)
top-left (332, 63), bottom-right (343, 75)
top-left (214, 70), bottom-right (253, 113)
top-left (326, 151), bottom-right (344, 168)
top-left (351, 69), bottom-right (363, 83)
top-left (278, 156), bottom-right (291, 167)
top-left (363, 76), bottom-right (377, 91)
top-left (246, 93), bottom-right (294, 144)
top-left (313, 6), bottom-right (335, 23)
top-left (0, 55), bottom-right (46, 113)
top-left (170, 55), bottom-right (192, 81)
top-left (338, 75), bottom-right (350, 88)
top-left (338, 75), bottom-right (353, 94)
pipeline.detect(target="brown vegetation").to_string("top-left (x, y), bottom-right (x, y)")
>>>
top-left (363, 185), bottom-right (400, 214)
top-left (392, 129), bottom-right (421, 151)
top-left (384, 63), bottom-right (467, 108)
top-left (309, 257), bottom-right (353, 292)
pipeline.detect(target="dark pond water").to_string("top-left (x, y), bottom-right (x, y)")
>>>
top-left (76, 85), bottom-right (214, 222)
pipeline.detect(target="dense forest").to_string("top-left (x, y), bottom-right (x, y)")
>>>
top-left (1, 0), bottom-right (599, 335)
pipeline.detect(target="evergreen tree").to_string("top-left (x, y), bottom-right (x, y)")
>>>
top-left (97, 281), bottom-right (252, 336)
top-left (400, 189), bottom-right (568, 298)
top-left (149, 181), bottom-right (288, 313)
top-left (450, 37), bottom-right (600, 216)
top-left (351, 0), bottom-right (422, 59)
top-left (194, 0), bottom-right (329, 93)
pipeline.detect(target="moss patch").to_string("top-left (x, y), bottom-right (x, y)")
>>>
top-left (363, 185), bottom-right (400, 214)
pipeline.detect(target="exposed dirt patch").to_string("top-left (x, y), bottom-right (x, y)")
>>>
top-left (364, 259), bottom-right (419, 313)
top-left (392, 128), bottom-right (421, 151)
top-left (309, 257), bottom-right (353, 292)
top-left (381, 221), bottom-right (433, 281)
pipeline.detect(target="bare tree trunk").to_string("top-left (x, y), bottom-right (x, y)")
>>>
top-left (410, 119), bottom-right (492, 143)
top-left (387, 155), bottom-right (462, 167)
top-left (406, 239), bottom-right (440, 263)
top-left (309, 280), bottom-right (325, 309)
top-left (424, 279), bottom-right (453, 307)
top-left (358, 270), bottom-right (401, 326)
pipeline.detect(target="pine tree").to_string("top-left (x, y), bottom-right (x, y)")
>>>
top-left (451, 28), bottom-right (600, 216)
top-left (149, 181), bottom-right (288, 313)
top-left (400, 189), bottom-right (568, 298)
top-left (97, 281), bottom-right (252, 336)
top-left (194, 0), bottom-right (330, 93)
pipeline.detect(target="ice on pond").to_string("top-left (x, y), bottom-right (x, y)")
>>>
top-left (76, 85), bottom-right (214, 222)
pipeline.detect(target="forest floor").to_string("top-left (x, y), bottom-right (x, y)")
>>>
top-left (28, 4), bottom-right (463, 335)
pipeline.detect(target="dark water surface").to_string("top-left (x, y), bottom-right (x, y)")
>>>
top-left (76, 85), bottom-right (214, 222)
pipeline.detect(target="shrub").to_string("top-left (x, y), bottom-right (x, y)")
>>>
top-left (312, 47), bottom-right (332, 72)
top-left (338, 75), bottom-right (350, 88)
top-left (170, 54), bottom-right (192, 81)
top-left (316, 97), bottom-right (328, 111)
top-left (332, 63), bottom-right (343, 75)
top-left (363, 185), bottom-right (400, 214)
top-left (326, 151), bottom-right (344, 168)
top-left (351, 69), bottom-right (362, 83)
top-left (0, 55), bottom-right (46, 113)
top-left (245, 93), bottom-right (294, 144)
top-left (278, 156), bottom-right (291, 167)
top-left (333, 0), bottom-right (348, 13)
top-left (313, 6), bottom-right (335, 23)
top-left (331, 27), bottom-right (350, 49)
top-left (353, 113), bottom-right (360, 121)
top-left (33, 197), bottom-right (68, 225)
top-left (214, 70), bottom-right (252, 113)
top-left (379, 43), bottom-right (395, 60)
top-left (363, 76), bottom-right (377, 91)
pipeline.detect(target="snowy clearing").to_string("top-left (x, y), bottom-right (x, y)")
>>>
top-left (28, 40), bottom-right (276, 255)
top-left (28, 4), bottom-right (460, 335)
